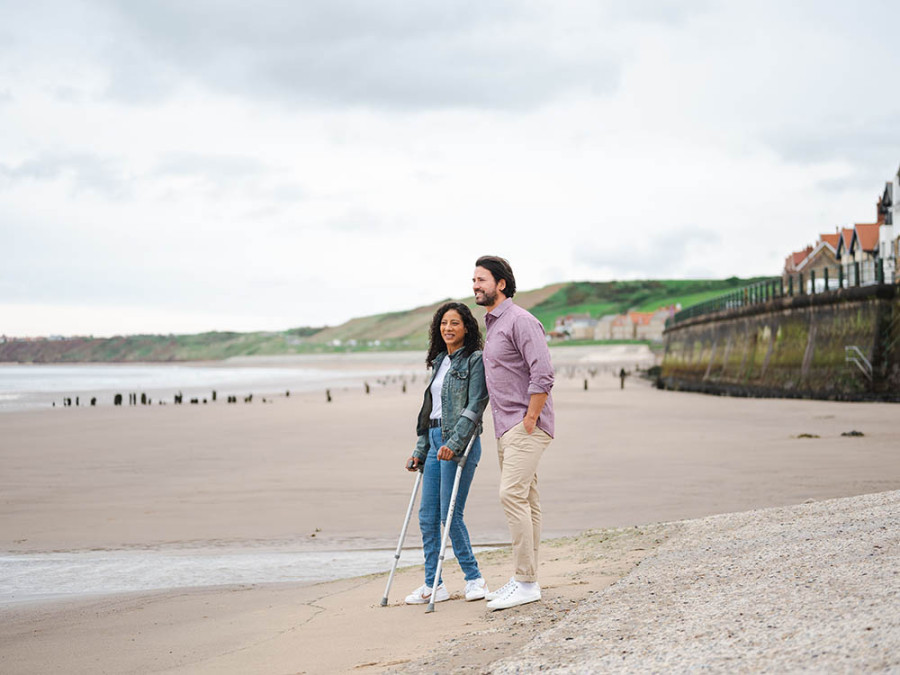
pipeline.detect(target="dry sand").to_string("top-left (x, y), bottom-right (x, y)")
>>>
top-left (1, 347), bottom-right (898, 673)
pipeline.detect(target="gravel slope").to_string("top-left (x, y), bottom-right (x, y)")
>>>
top-left (490, 490), bottom-right (900, 673)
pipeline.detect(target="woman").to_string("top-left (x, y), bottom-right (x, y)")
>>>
top-left (404, 302), bottom-right (490, 604)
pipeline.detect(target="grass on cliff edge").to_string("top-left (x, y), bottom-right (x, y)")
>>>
top-left (529, 277), bottom-right (769, 330)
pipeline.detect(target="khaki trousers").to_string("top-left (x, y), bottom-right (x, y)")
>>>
top-left (497, 421), bottom-right (552, 583)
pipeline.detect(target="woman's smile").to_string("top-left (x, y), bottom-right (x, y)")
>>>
top-left (440, 309), bottom-right (466, 352)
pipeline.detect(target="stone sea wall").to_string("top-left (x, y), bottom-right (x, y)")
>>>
top-left (659, 285), bottom-right (900, 401)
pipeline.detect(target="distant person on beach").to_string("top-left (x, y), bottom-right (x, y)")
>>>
top-left (404, 302), bottom-right (491, 605)
top-left (473, 255), bottom-right (555, 611)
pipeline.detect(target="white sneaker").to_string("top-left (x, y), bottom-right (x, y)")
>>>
top-left (485, 577), bottom-right (516, 601)
top-left (464, 577), bottom-right (488, 601)
top-left (405, 583), bottom-right (449, 605)
top-left (486, 581), bottom-right (541, 611)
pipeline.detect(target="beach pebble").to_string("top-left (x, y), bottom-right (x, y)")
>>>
top-left (488, 491), bottom-right (900, 673)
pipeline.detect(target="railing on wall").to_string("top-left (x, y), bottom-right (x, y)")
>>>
top-left (668, 257), bottom-right (898, 327)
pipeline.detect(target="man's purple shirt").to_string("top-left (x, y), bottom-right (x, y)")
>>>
top-left (483, 298), bottom-right (555, 439)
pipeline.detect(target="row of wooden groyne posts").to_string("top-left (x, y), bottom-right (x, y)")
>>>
top-left (51, 363), bottom-right (638, 410)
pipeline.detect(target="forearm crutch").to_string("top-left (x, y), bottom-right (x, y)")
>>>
top-left (426, 432), bottom-right (477, 614)
top-left (380, 465), bottom-right (423, 606)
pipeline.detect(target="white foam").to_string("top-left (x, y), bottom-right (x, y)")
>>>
top-left (0, 548), bottom-right (432, 604)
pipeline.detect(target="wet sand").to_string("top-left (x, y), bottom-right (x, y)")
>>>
top-left (1, 347), bottom-right (898, 672)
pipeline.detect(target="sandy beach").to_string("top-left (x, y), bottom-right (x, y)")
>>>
top-left (1, 347), bottom-right (898, 672)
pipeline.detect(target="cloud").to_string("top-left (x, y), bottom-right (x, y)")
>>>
top-left (153, 153), bottom-right (270, 180)
top-left (604, 0), bottom-right (711, 26)
top-left (326, 206), bottom-right (410, 233)
top-left (574, 227), bottom-right (723, 278)
top-left (149, 153), bottom-right (310, 211)
top-left (766, 115), bottom-right (900, 169)
top-left (95, 0), bottom-right (623, 110)
top-left (0, 207), bottom-right (276, 314)
top-left (2, 0), bottom-right (900, 337)
top-left (0, 153), bottom-right (131, 198)
top-left (51, 86), bottom-right (85, 104)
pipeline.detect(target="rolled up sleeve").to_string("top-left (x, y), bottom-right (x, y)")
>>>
top-left (517, 317), bottom-right (554, 395)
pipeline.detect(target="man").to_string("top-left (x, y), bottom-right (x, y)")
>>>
top-left (473, 255), bottom-right (555, 611)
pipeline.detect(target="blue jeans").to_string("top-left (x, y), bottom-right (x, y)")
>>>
top-left (419, 426), bottom-right (482, 586)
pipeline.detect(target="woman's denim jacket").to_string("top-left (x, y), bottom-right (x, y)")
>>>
top-left (414, 349), bottom-right (490, 464)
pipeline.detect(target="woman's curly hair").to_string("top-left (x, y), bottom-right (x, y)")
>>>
top-left (425, 302), bottom-right (483, 367)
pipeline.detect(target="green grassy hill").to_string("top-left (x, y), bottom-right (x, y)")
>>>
top-left (529, 277), bottom-right (768, 330)
top-left (0, 277), bottom-right (767, 362)
top-left (0, 329), bottom-right (326, 363)
top-left (306, 282), bottom-right (566, 350)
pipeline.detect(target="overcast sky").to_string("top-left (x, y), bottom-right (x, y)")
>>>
top-left (2, 0), bottom-right (899, 337)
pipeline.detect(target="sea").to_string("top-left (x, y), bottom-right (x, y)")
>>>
top-left (0, 547), bottom-right (435, 605)
top-left (0, 356), bottom-right (447, 605)
top-left (0, 356), bottom-right (421, 412)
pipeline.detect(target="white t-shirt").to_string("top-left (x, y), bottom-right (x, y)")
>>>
top-left (429, 356), bottom-right (452, 420)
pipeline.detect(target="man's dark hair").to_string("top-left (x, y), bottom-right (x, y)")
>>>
top-left (426, 302), bottom-right (484, 367)
top-left (475, 255), bottom-right (516, 298)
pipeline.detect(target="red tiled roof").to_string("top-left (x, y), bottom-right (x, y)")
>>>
top-left (853, 223), bottom-right (880, 252)
top-left (795, 247), bottom-right (812, 265)
top-left (839, 227), bottom-right (854, 251)
top-left (819, 233), bottom-right (840, 251)
top-left (785, 246), bottom-right (813, 271)
top-left (628, 312), bottom-right (655, 326)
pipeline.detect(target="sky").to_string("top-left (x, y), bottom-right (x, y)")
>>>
top-left (2, 0), bottom-right (899, 337)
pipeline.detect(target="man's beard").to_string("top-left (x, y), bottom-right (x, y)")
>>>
top-left (475, 290), bottom-right (496, 306)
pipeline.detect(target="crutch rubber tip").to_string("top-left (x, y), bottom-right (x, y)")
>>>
top-left (425, 603), bottom-right (435, 613)
top-left (380, 598), bottom-right (388, 607)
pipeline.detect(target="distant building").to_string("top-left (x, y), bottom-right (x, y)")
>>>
top-left (593, 315), bottom-right (617, 340)
top-left (787, 189), bottom-right (896, 288)
top-left (628, 312), bottom-right (654, 340)
top-left (880, 168), bottom-right (898, 282)
top-left (853, 223), bottom-right (881, 284)
top-left (783, 235), bottom-right (838, 291)
top-left (643, 308), bottom-right (676, 340)
top-left (893, 165), bottom-right (900, 257)
top-left (592, 307), bottom-right (675, 342)
top-left (553, 313), bottom-right (596, 340)
top-left (783, 245), bottom-right (814, 277)
top-left (609, 314), bottom-right (633, 340)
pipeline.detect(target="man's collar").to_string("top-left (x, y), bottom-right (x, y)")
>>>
top-left (487, 297), bottom-right (514, 318)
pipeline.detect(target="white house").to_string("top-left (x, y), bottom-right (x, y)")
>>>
top-left (881, 167), bottom-right (899, 282)
top-left (593, 315), bottom-right (616, 340)
top-left (553, 313), bottom-right (596, 340)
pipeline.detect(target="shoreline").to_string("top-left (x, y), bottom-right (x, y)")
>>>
top-left (0, 544), bottom-right (503, 608)
top-left (0, 522), bottom-right (665, 674)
